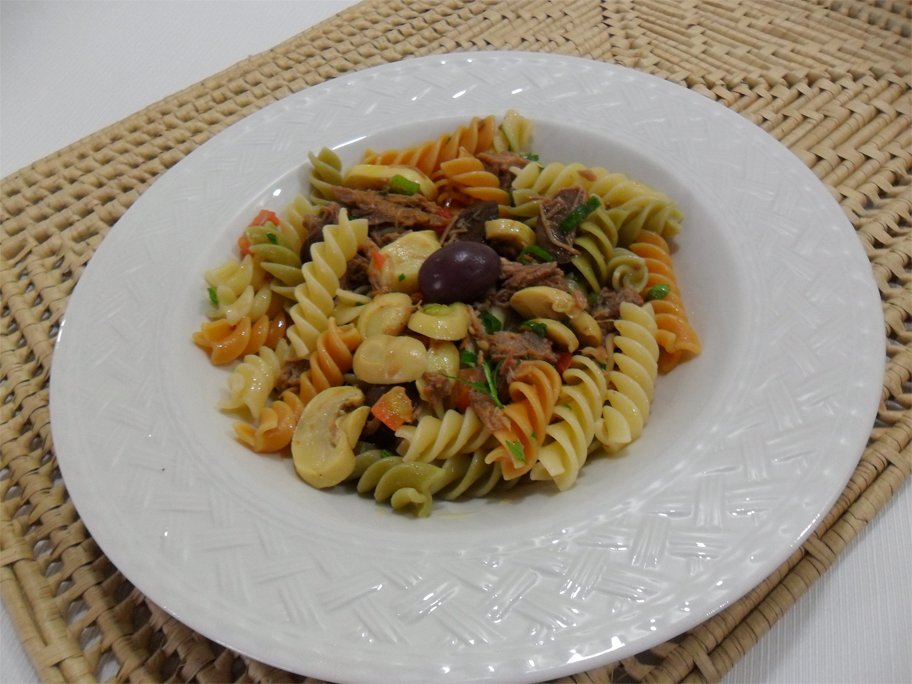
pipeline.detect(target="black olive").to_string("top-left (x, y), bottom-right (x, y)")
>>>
top-left (418, 242), bottom-right (501, 304)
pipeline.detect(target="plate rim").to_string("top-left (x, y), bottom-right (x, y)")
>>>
top-left (49, 51), bottom-right (885, 683)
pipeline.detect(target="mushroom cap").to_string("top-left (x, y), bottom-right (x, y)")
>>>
top-left (292, 386), bottom-right (369, 489)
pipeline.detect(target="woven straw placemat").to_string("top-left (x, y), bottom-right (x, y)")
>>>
top-left (2, 1), bottom-right (910, 682)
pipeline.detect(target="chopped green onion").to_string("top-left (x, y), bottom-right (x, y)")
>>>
top-left (398, 273), bottom-right (406, 282)
top-left (521, 320), bottom-right (548, 338)
top-left (562, 403), bottom-right (572, 410)
top-left (518, 245), bottom-right (553, 264)
top-left (508, 189), bottom-right (515, 207)
top-left (506, 440), bottom-right (526, 463)
top-left (479, 310), bottom-right (502, 335)
top-left (423, 303), bottom-right (449, 315)
top-left (559, 195), bottom-right (601, 233)
top-left (587, 291), bottom-right (599, 308)
top-left (266, 232), bottom-right (278, 245)
top-left (531, 431), bottom-right (537, 440)
top-left (389, 174), bottom-right (420, 195)
top-left (208, 287), bottom-right (218, 306)
top-left (381, 450), bottom-right (396, 459)
top-left (646, 283), bottom-right (671, 301)
top-left (461, 350), bottom-right (478, 367)
top-left (522, 153), bottom-right (539, 161)
top-left (598, 361), bottom-right (608, 370)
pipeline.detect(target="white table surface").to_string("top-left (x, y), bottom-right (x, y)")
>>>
top-left (1, 2), bottom-right (909, 683)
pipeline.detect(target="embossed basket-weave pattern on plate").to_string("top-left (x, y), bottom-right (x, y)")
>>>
top-left (1, 1), bottom-right (910, 682)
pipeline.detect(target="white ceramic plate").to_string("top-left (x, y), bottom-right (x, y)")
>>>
top-left (51, 53), bottom-right (884, 683)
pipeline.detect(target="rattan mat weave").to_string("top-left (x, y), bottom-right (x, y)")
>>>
top-left (2, 1), bottom-right (910, 682)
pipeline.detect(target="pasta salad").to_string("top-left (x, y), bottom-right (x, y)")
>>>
top-left (194, 111), bottom-right (701, 516)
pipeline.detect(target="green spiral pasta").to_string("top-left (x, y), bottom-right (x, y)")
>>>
top-left (246, 226), bottom-right (305, 300)
top-left (571, 207), bottom-right (649, 293)
top-left (308, 147), bottom-right (344, 203)
top-left (353, 454), bottom-right (470, 517)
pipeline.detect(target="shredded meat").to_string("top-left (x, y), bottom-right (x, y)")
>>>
top-left (487, 331), bottom-right (558, 398)
top-left (274, 360), bottom-right (308, 395)
top-left (591, 287), bottom-right (645, 336)
top-left (300, 203), bottom-right (341, 262)
top-left (477, 152), bottom-right (529, 190)
top-left (419, 371), bottom-right (452, 411)
top-left (536, 186), bottom-right (587, 263)
top-left (487, 331), bottom-right (558, 365)
top-left (337, 249), bottom-right (371, 291)
top-left (440, 201), bottom-right (499, 245)
top-left (331, 187), bottom-right (449, 230)
top-left (487, 260), bottom-right (570, 308)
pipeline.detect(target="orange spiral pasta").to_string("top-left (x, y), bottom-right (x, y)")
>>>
top-left (629, 230), bottom-right (701, 373)
top-left (194, 312), bottom-right (286, 365)
top-left (439, 154), bottom-right (511, 205)
top-left (234, 390), bottom-right (305, 453)
top-left (362, 116), bottom-right (497, 178)
top-left (485, 361), bottom-right (563, 480)
top-left (299, 318), bottom-right (363, 405)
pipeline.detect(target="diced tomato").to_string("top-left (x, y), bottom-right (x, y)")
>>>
top-left (556, 353), bottom-right (573, 374)
top-left (250, 209), bottom-right (281, 227)
top-left (370, 249), bottom-right (387, 270)
top-left (238, 235), bottom-right (253, 257)
top-left (370, 387), bottom-right (415, 432)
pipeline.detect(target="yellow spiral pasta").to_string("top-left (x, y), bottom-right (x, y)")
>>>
top-left (531, 354), bottom-right (610, 490)
top-left (233, 389), bottom-right (305, 453)
top-left (587, 169), bottom-right (682, 243)
top-left (439, 154), bottom-right (511, 205)
top-left (485, 361), bottom-right (563, 480)
top-left (332, 288), bottom-right (372, 326)
top-left (629, 230), bottom-right (701, 373)
top-left (362, 116), bottom-right (497, 178)
top-left (286, 209), bottom-right (369, 359)
top-left (299, 318), bottom-right (363, 406)
top-left (219, 339), bottom-right (291, 418)
top-left (395, 407), bottom-right (492, 463)
top-left (284, 194), bottom-right (322, 243)
top-left (594, 302), bottom-right (660, 452)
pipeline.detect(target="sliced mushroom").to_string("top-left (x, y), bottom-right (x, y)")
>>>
top-left (291, 386), bottom-right (371, 488)
top-left (511, 286), bottom-right (602, 347)
top-left (407, 302), bottom-right (472, 341)
top-left (353, 334), bottom-right (428, 384)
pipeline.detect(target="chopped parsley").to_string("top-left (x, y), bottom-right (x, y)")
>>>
top-left (562, 403), bottom-right (572, 410)
top-left (559, 195), bottom-right (601, 233)
top-left (521, 153), bottom-right (539, 161)
top-left (442, 360), bottom-right (503, 408)
top-left (208, 287), bottom-right (218, 306)
top-left (646, 283), bottom-right (671, 301)
top-left (266, 232), bottom-right (278, 245)
top-left (506, 440), bottom-right (526, 463)
top-left (479, 310), bottom-right (502, 334)
top-left (398, 273), bottom-right (406, 282)
top-left (520, 320), bottom-right (548, 338)
top-left (460, 350), bottom-right (478, 367)
top-left (381, 450), bottom-right (396, 459)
